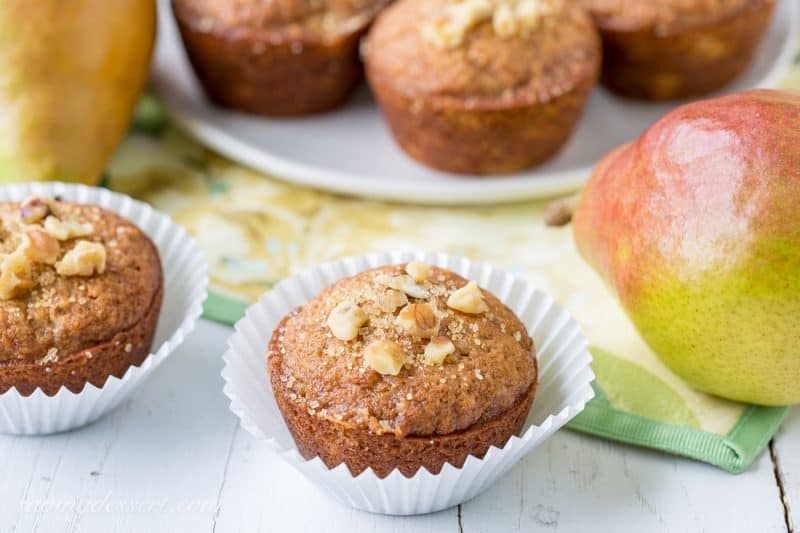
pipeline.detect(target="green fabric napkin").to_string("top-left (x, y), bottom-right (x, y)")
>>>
top-left (108, 45), bottom-right (799, 473)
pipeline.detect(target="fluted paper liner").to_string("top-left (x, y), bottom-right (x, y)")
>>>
top-left (222, 251), bottom-right (594, 515)
top-left (0, 183), bottom-right (207, 435)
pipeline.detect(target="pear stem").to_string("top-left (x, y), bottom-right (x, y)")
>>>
top-left (543, 192), bottom-right (581, 227)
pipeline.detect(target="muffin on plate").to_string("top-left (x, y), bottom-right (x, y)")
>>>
top-left (364, 0), bottom-right (601, 175)
top-left (172, 0), bottom-right (390, 116)
top-left (582, 0), bottom-right (777, 100)
top-left (268, 262), bottom-right (538, 477)
top-left (0, 197), bottom-right (163, 396)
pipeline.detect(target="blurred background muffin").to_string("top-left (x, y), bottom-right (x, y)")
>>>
top-left (582, 0), bottom-right (777, 100)
top-left (172, 0), bottom-right (390, 116)
top-left (364, 0), bottom-right (601, 175)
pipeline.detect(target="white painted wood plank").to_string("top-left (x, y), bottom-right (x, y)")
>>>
top-left (772, 408), bottom-right (798, 532)
top-left (460, 428), bottom-right (787, 533)
top-left (0, 320), bottom-right (239, 533)
top-left (212, 430), bottom-right (460, 532)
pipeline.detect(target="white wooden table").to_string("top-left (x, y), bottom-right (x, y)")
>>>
top-left (1, 320), bottom-right (796, 533)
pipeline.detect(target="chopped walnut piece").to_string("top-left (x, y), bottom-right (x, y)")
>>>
top-left (377, 288), bottom-right (408, 313)
top-left (447, 281), bottom-right (489, 314)
top-left (422, 336), bottom-right (456, 366)
top-left (327, 302), bottom-right (368, 341)
top-left (55, 240), bottom-right (106, 277)
top-left (493, 3), bottom-right (518, 38)
top-left (38, 347), bottom-right (59, 366)
top-left (396, 302), bottom-right (440, 338)
top-left (405, 261), bottom-right (431, 283)
top-left (20, 197), bottom-right (51, 224)
top-left (364, 340), bottom-right (406, 376)
top-left (21, 230), bottom-right (61, 265)
top-left (376, 274), bottom-right (429, 299)
top-left (422, 0), bottom-right (557, 48)
top-left (44, 216), bottom-right (94, 241)
top-left (0, 249), bottom-right (35, 300)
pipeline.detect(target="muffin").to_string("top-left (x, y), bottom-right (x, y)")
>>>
top-left (582, 0), bottom-right (777, 100)
top-left (268, 262), bottom-right (538, 477)
top-left (364, 0), bottom-right (601, 175)
top-left (0, 197), bottom-right (163, 396)
top-left (172, 0), bottom-right (390, 116)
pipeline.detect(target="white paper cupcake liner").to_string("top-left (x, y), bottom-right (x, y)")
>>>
top-left (0, 182), bottom-right (207, 435)
top-left (222, 251), bottom-right (594, 515)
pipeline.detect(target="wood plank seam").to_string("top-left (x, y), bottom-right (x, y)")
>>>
top-left (210, 426), bottom-right (240, 532)
top-left (770, 440), bottom-right (794, 533)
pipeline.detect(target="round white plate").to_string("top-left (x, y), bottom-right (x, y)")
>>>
top-left (151, 0), bottom-right (799, 205)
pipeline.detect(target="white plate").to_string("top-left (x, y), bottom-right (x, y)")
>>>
top-left (151, 0), bottom-right (799, 205)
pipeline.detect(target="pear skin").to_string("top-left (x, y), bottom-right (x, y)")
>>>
top-left (573, 89), bottom-right (800, 406)
top-left (0, 0), bottom-right (156, 184)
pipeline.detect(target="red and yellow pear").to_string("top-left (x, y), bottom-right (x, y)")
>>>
top-left (573, 89), bottom-right (800, 405)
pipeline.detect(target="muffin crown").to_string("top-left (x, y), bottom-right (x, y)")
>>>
top-left (0, 199), bottom-right (162, 365)
top-left (270, 264), bottom-right (537, 438)
top-left (582, 0), bottom-right (756, 33)
top-left (176, 0), bottom-right (387, 39)
top-left (365, 0), bottom-right (600, 104)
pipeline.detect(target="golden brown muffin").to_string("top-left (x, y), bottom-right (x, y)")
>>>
top-left (172, 0), bottom-right (390, 116)
top-left (364, 0), bottom-right (601, 175)
top-left (0, 197), bottom-right (163, 396)
top-left (582, 0), bottom-right (777, 100)
top-left (268, 262), bottom-right (538, 477)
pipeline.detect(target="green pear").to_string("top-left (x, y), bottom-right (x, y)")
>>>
top-left (0, 0), bottom-right (156, 184)
top-left (573, 89), bottom-right (800, 406)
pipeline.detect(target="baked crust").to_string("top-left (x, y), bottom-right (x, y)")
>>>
top-left (172, 0), bottom-right (389, 116)
top-left (270, 342), bottom-right (537, 477)
top-left (369, 74), bottom-right (597, 174)
top-left (584, 0), bottom-right (776, 100)
top-left (364, 0), bottom-right (601, 174)
top-left (0, 286), bottom-right (163, 396)
top-left (267, 264), bottom-right (538, 477)
top-left (0, 200), bottom-right (163, 396)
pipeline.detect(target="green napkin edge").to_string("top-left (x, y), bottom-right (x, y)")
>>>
top-left (203, 290), bottom-right (788, 473)
top-left (567, 395), bottom-right (788, 473)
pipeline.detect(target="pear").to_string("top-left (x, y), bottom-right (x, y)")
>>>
top-left (573, 89), bottom-right (800, 406)
top-left (0, 0), bottom-right (156, 184)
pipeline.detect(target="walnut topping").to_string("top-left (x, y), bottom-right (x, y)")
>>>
top-left (43, 216), bottom-right (94, 241)
top-left (493, 3), bottom-right (516, 37)
top-left (447, 281), bottom-right (488, 314)
top-left (364, 340), bottom-right (406, 376)
top-left (20, 197), bottom-right (51, 224)
top-left (423, 336), bottom-right (456, 365)
top-left (405, 261), bottom-right (432, 283)
top-left (327, 302), bottom-right (368, 341)
top-left (38, 347), bottom-right (59, 366)
top-left (376, 274), bottom-right (429, 299)
top-left (422, 0), bottom-right (558, 49)
top-left (396, 302), bottom-right (441, 338)
top-left (55, 240), bottom-right (107, 277)
top-left (377, 288), bottom-right (408, 313)
top-left (21, 230), bottom-right (60, 265)
top-left (0, 249), bottom-right (35, 300)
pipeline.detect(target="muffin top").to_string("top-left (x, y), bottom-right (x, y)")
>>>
top-left (365, 0), bottom-right (600, 105)
top-left (0, 198), bottom-right (162, 365)
top-left (270, 263), bottom-right (537, 437)
top-left (581, 0), bottom-right (755, 32)
top-left (174, 0), bottom-right (388, 40)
